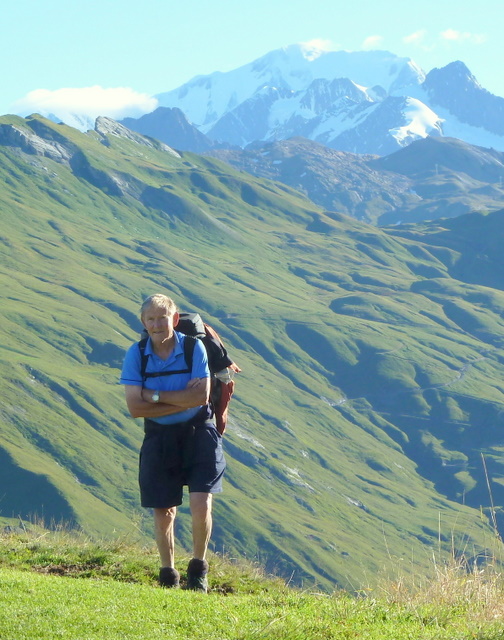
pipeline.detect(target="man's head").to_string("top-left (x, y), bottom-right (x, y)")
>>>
top-left (140, 294), bottom-right (177, 321)
top-left (140, 294), bottom-right (179, 345)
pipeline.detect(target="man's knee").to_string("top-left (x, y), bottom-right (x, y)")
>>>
top-left (190, 492), bottom-right (213, 516)
top-left (154, 507), bottom-right (177, 527)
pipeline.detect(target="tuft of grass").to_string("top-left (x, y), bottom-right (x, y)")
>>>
top-left (371, 552), bottom-right (504, 622)
top-left (0, 527), bottom-right (285, 594)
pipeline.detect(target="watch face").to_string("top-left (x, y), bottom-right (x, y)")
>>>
top-left (152, 392), bottom-right (160, 403)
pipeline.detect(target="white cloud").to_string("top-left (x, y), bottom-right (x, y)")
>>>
top-left (403, 29), bottom-right (427, 45)
top-left (300, 38), bottom-right (334, 52)
top-left (362, 35), bottom-right (384, 50)
top-left (11, 86), bottom-right (158, 131)
top-left (401, 28), bottom-right (487, 55)
top-left (440, 29), bottom-right (487, 44)
top-left (299, 39), bottom-right (336, 60)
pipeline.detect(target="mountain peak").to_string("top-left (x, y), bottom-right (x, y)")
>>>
top-left (426, 60), bottom-right (481, 90)
top-left (267, 42), bottom-right (328, 62)
top-left (297, 41), bottom-right (329, 61)
top-left (34, 44), bottom-right (495, 158)
top-left (423, 61), bottom-right (504, 136)
top-left (119, 107), bottom-right (217, 153)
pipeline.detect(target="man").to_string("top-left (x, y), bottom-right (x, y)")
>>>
top-left (120, 293), bottom-right (226, 592)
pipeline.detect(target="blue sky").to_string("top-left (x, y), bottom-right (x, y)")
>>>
top-left (1, 0), bottom-right (502, 119)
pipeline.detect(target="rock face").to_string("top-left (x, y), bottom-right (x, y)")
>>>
top-left (0, 114), bottom-right (180, 201)
top-left (207, 137), bottom-right (415, 224)
top-left (95, 116), bottom-right (181, 157)
top-left (0, 122), bottom-right (74, 162)
top-left (0, 116), bottom-right (181, 167)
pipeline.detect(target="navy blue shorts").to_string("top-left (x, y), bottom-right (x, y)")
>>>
top-left (139, 415), bottom-right (226, 508)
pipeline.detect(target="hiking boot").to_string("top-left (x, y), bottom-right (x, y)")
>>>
top-left (159, 567), bottom-right (180, 588)
top-left (186, 558), bottom-right (209, 593)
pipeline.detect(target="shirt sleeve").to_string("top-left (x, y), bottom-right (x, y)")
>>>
top-left (120, 342), bottom-right (142, 385)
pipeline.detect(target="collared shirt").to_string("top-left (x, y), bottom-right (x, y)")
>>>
top-left (120, 331), bottom-right (209, 425)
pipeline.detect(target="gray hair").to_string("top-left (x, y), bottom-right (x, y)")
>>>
top-left (140, 294), bottom-right (177, 319)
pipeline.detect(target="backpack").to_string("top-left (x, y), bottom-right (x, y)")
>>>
top-left (138, 312), bottom-right (240, 435)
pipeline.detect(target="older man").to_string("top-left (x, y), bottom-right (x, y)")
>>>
top-left (120, 294), bottom-right (226, 592)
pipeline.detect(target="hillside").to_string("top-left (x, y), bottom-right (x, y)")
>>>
top-left (0, 114), bottom-right (504, 591)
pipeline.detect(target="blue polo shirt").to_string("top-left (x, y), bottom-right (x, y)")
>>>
top-left (120, 331), bottom-right (209, 425)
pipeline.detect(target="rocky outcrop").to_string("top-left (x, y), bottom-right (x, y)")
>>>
top-left (95, 116), bottom-right (181, 157)
top-left (0, 123), bottom-right (73, 163)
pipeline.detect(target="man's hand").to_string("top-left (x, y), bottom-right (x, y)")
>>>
top-left (142, 378), bottom-right (207, 403)
top-left (185, 377), bottom-right (208, 391)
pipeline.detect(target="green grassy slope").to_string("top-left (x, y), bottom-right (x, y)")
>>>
top-left (2, 530), bottom-right (504, 640)
top-left (0, 115), bottom-right (503, 590)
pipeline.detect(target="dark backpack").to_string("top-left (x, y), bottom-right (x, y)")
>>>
top-left (138, 312), bottom-right (240, 434)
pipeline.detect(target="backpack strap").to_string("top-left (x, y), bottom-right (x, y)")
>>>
top-left (139, 337), bottom-right (149, 385)
top-left (182, 334), bottom-right (196, 374)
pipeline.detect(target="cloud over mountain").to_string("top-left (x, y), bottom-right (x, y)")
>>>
top-left (11, 86), bottom-right (158, 131)
top-left (362, 35), bottom-right (384, 49)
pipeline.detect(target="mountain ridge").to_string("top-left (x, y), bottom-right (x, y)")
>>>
top-left (205, 135), bottom-right (504, 225)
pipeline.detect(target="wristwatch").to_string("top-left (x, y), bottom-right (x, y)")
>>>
top-left (151, 391), bottom-right (160, 403)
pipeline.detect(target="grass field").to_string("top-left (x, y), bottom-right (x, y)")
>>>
top-left (1, 529), bottom-right (504, 640)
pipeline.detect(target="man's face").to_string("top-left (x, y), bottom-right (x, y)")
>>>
top-left (142, 304), bottom-right (179, 346)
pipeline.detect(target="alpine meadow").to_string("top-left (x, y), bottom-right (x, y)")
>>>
top-left (1, 113), bottom-right (504, 593)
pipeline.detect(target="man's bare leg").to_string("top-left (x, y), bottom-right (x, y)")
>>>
top-left (187, 492), bottom-right (212, 591)
top-left (153, 506), bottom-right (177, 567)
top-left (189, 492), bottom-right (213, 560)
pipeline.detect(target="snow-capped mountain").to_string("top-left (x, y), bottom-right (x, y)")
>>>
top-left (150, 44), bottom-right (504, 155)
top-left (156, 44), bottom-right (424, 127)
top-left (31, 43), bottom-right (504, 156)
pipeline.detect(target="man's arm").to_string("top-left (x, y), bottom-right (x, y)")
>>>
top-left (124, 377), bottom-right (210, 419)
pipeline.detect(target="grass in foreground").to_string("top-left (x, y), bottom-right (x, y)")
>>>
top-left (1, 528), bottom-right (504, 640)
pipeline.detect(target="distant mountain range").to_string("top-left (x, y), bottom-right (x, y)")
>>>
top-left (118, 106), bottom-right (504, 226)
top-left (205, 136), bottom-right (504, 225)
top-left (18, 40), bottom-right (503, 235)
top-left (120, 44), bottom-right (504, 155)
